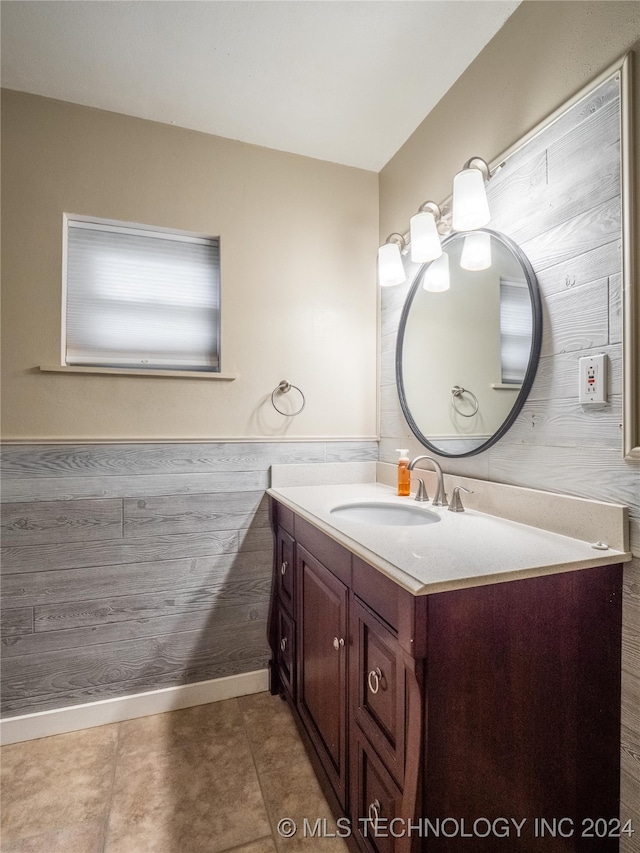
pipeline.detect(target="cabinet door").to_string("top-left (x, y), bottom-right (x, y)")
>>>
top-left (297, 544), bottom-right (349, 807)
top-left (277, 527), bottom-right (295, 615)
top-left (351, 597), bottom-right (405, 787)
top-left (350, 724), bottom-right (403, 853)
top-left (277, 606), bottom-right (295, 699)
top-left (268, 525), bottom-right (296, 696)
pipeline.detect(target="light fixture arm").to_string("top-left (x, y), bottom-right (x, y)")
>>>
top-left (385, 232), bottom-right (406, 251)
top-left (417, 201), bottom-right (442, 219)
top-left (463, 156), bottom-right (490, 182)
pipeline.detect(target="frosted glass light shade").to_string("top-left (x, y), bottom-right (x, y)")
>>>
top-left (410, 211), bottom-right (442, 263)
top-left (452, 167), bottom-right (490, 231)
top-left (378, 242), bottom-right (405, 287)
top-left (460, 231), bottom-right (492, 271)
top-left (423, 251), bottom-right (450, 292)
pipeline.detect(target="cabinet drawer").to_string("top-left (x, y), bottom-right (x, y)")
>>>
top-left (270, 497), bottom-right (295, 536)
top-left (352, 596), bottom-right (405, 786)
top-left (277, 606), bottom-right (295, 698)
top-left (352, 556), bottom-right (400, 631)
top-left (276, 527), bottom-right (295, 615)
top-left (350, 724), bottom-right (403, 853)
top-left (295, 515), bottom-right (351, 586)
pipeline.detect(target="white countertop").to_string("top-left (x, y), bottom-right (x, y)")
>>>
top-left (267, 481), bottom-right (631, 596)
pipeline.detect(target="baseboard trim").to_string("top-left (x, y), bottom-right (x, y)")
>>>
top-left (0, 669), bottom-right (269, 745)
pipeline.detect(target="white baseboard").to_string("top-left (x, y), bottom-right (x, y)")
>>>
top-left (0, 669), bottom-right (269, 745)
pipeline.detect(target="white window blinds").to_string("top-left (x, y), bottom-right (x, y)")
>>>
top-left (499, 278), bottom-right (531, 385)
top-left (65, 218), bottom-right (220, 371)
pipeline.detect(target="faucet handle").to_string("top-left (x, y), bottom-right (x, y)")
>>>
top-left (413, 478), bottom-right (429, 502)
top-left (448, 486), bottom-right (473, 513)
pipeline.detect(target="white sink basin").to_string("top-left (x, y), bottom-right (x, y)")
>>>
top-left (330, 501), bottom-right (440, 527)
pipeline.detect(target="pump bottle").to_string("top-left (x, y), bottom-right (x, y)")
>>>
top-left (396, 449), bottom-right (411, 497)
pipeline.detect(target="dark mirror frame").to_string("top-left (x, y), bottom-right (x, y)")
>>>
top-left (395, 229), bottom-right (543, 458)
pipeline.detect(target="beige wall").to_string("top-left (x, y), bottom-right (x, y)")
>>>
top-left (380, 1), bottom-right (640, 240)
top-left (1, 91), bottom-right (379, 441)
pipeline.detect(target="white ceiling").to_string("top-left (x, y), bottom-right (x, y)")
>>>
top-left (1, 1), bottom-right (520, 171)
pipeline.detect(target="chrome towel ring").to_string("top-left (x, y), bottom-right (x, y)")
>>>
top-left (451, 385), bottom-right (479, 417)
top-left (271, 380), bottom-right (306, 416)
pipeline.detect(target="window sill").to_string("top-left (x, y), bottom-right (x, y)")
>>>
top-left (39, 365), bottom-right (237, 380)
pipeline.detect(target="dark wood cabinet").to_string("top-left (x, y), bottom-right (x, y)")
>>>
top-left (297, 543), bottom-right (349, 807)
top-left (267, 496), bottom-right (623, 853)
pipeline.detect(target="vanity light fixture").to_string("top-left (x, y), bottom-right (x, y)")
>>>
top-left (451, 156), bottom-right (491, 231)
top-left (410, 202), bottom-right (443, 263)
top-left (378, 233), bottom-right (407, 287)
top-left (378, 153), bottom-right (497, 286)
top-left (460, 230), bottom-right (492, 271)
top-left (422, 251), bottom-right (450, 292)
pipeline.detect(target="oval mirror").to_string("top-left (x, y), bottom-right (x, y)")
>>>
top-left (396, 229), bottom-right (542, 457)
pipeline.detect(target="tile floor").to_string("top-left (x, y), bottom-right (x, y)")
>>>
top-left (1, 692), bottom-right (349, 853)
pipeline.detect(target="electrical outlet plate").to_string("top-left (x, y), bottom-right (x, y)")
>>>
top-left (579, 353), bottom-right (607, 407)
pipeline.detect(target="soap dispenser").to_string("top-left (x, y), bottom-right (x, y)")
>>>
top-left (396, 449), bottom-right (411, 497)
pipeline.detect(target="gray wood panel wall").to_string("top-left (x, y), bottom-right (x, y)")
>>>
top-left (0, 441), bottom-right (376, 715)
top-left (379, 75), bottom-right (640, 840)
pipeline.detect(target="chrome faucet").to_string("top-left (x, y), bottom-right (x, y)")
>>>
top-left (407, 456), bottom-right (448, 507)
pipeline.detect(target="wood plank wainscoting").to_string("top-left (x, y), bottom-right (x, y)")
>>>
top-left (379, 74), bottom-right (640, 847)
top-left (0, 441), bottom-right (376, 719)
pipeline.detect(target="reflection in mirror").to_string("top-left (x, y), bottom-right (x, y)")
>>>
top-left (396, 230), bottom-right (542, 457)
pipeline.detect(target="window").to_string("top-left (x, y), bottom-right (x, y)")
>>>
top-left (63, 215), bottom-right (221, 372)
top-left (499, 277), bottom-right (531, 385)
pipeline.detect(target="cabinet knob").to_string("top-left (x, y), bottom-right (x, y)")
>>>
top-left (332, 637), bottom-right (345, 651)
top-left (280, 637), bottom-right (287, 652)
top-left (368, 799), bottom-right (381, 824)
top-left (281, 561), bottom-right (288, 576)
top-left (367, 667), bottom-right (383, 694)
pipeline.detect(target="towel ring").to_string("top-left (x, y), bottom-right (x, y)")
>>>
top-left (451, 385), bottom-right (479, 417)
top-left (271, 380), bottom-right (306, 417)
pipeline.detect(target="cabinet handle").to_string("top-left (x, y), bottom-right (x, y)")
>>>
top-left (368, 799), bottom-right (381, 823)
top-left (281, 561), bottom-right (288, 576)
top-left (332, 637), bottom-right (345, 651)
top-left (280, 637), bottom-right (287, 652)
top-left (367, 667), bottom-right (382, 694)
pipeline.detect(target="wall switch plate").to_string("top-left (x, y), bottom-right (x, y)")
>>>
top-left (579, 353), bottom-right (607, 407)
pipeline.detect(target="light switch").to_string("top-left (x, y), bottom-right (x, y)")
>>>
top-left (579, 353), bottom-right (607, 407)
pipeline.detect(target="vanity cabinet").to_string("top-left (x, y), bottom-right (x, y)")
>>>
top-left (267, 497), bottom-right (623, 853)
